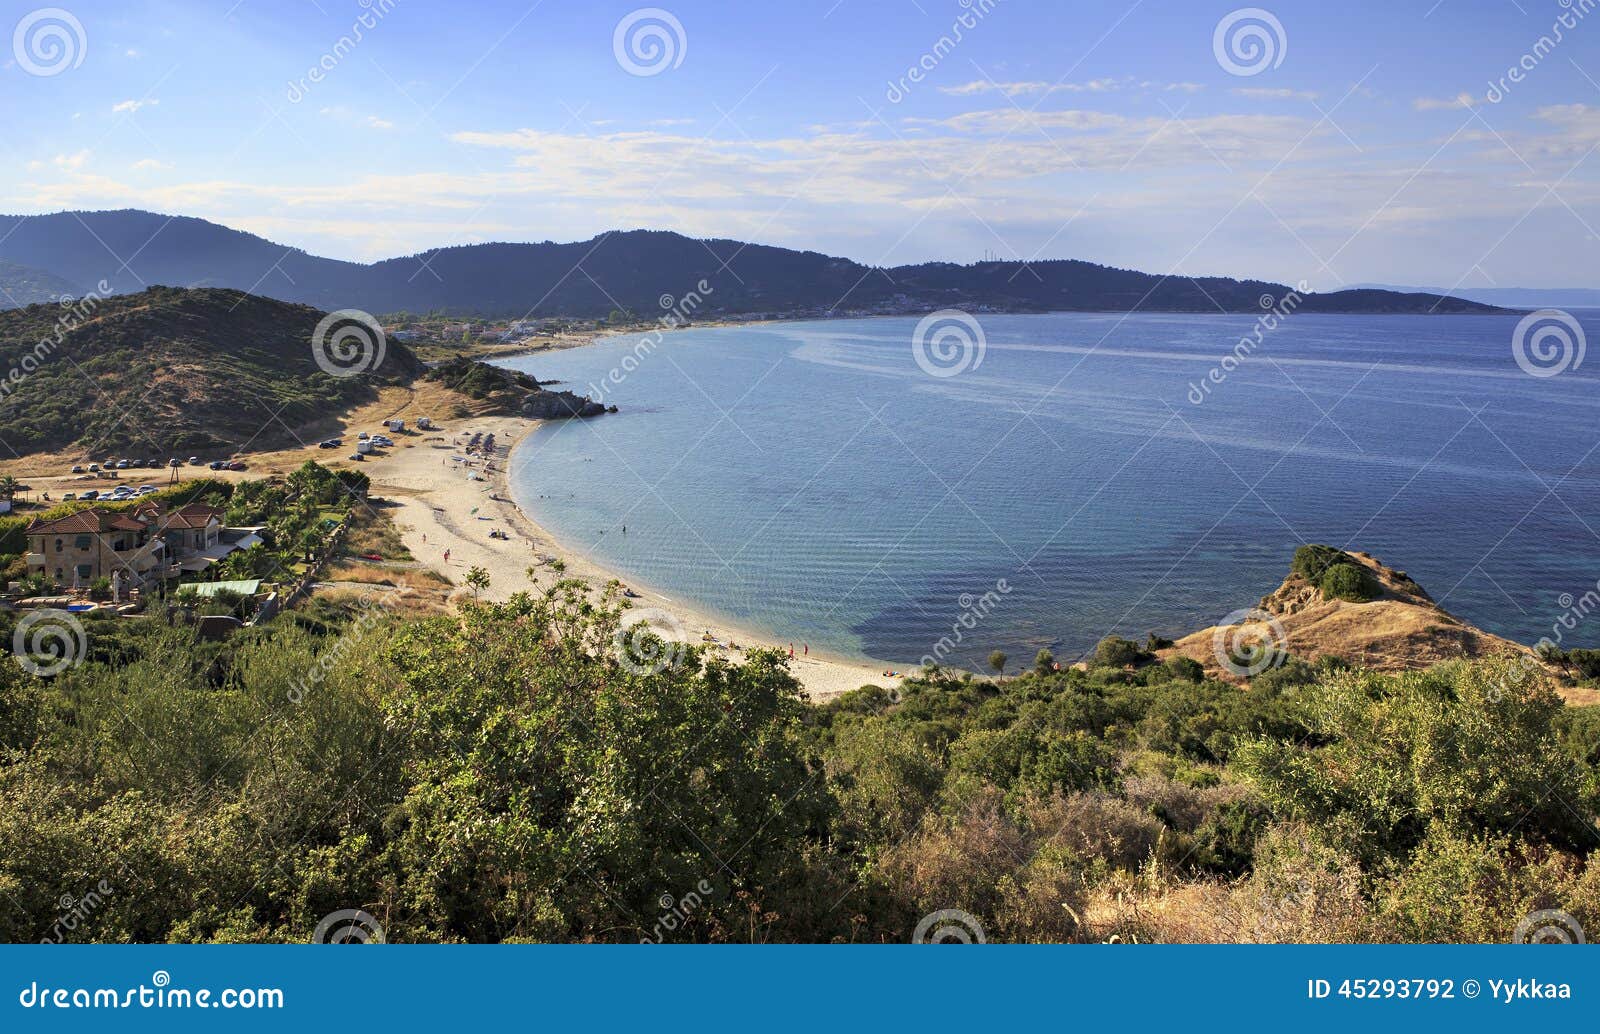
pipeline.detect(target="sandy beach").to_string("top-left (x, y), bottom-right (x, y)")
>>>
top-left (370, 413), bottom-right (902, 700)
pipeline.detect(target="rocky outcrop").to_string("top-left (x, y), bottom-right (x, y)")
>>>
top-left (1164, 549), bottom-right (1547, 685)
top-left (520, 389), bottom-right (609, 419)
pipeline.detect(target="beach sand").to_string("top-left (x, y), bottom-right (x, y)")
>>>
top-left (370, 414), bottom-right (902, 700)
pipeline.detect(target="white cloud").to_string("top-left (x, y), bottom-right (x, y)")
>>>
top-left (52, 150), bottom-right (91, 170)
top-left (131, 158), bottom-right (171, 171)
top-left (1413, 92), bottom-right (1478, 111)
top-left (366, 116), bottom-right (395, 130)
top-left (938, 77), bottom-right (1125, 98)
top-left (1231, 87), bottom-right (1320, 101)
top-left (112, 99), bottom-right (158, 114)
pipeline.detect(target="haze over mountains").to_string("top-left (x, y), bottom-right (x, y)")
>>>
top-left (0, 210), bottom-right (1505, 318)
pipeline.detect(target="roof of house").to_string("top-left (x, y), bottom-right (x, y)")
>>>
top-left (26, 509), bottom-right (147, 536)
top-left (131, 500), bottom-right (222, 529)
top-left (27, 500), bottom-right (223, 538)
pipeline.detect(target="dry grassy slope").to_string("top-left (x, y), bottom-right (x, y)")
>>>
top-left (1164, 551), bottom-right (1599, 704)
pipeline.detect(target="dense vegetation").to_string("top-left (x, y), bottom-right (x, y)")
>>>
top-left (0, 287), bottom-right (420, 454)
top-left (1292, 544), bottom-right (1381, 602)
top-left (0, 578), bottom-right (1593, 944)
top-left (423, 357), bottom-right (542, 402)
top-left (0, 211), bottom-right (1504, 318)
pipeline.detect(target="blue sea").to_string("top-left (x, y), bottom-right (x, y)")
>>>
top-left (497, 311), bottom-right (1600, 669)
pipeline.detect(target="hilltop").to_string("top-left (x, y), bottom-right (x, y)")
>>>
top-left (0, 286), bottom-right (421, 457)
top-left (1162, 545), bottom-right (1580, 695)
top-left (0, 209), bottom-right (1507, 318)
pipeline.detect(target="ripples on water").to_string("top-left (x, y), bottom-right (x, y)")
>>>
top-left (498, 312), bottom-right (1600, 669)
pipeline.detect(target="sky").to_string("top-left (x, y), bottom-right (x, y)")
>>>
top-left (1, 0), bottom-right (1598, 290)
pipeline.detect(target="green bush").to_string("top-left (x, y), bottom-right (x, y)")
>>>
top-left (1292, 543), bottom-right (1352, 581)
top-left (1320, 563), bottom-right (1378, 602)
top-left (1093, 635), bottom-right (1149, 669)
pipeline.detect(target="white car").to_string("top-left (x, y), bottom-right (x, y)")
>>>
top-left (138, 485), bottom-right (159, 495)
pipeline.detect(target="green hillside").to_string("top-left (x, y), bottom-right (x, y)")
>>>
top-left (0, 286), bottom-right (421, 456)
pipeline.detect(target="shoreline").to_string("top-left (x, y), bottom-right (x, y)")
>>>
top-left (372, 412), bottom-right (903, 700)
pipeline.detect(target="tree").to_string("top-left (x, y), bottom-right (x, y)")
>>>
top-left (1033, 648), bottom-right (1055, 677)
top-left (988, 650), bottom-right (1007, 677)
top-left (0, 475), bottom-right (20, 504)
top-left (465, 566), bottom-right (490, 599)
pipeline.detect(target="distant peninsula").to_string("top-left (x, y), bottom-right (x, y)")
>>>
top-left (0, 209), bottom-right (1507, 319)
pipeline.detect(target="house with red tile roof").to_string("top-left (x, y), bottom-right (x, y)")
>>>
top-left (25, 500), bottom-right (256, 590)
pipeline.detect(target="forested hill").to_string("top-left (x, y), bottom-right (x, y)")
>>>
top-left (0, 286), bottom-right (420, 456)
top-left (0, 209), bottom-right (1506, 318)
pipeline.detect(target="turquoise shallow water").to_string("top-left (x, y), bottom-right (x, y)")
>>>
top-left (497, 312), bottom-right (1600, 669)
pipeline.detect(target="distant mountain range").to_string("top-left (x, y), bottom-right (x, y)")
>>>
top-left (0, 209), bottom-right (1510, 318)
top-left (1349, 283), bottom-right (1600, 309)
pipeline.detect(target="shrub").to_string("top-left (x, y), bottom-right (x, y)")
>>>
top-left (1165, 656), bottom-right (1205, 682)
top-left (1093, 635), bottom-right (1149, 669)
top-left (87, 577), bottom-right (113, 602)
top-left (1292, 544), bottom-right (1351, 582)
top-left (1320, 563), bottom-right (1378, 602)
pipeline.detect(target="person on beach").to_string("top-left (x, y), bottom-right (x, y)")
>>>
top-left (443, 549), bottom-right (451, 564)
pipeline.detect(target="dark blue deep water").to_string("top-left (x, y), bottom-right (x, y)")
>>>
top-left (498, 312), bottom-right (1600, 669)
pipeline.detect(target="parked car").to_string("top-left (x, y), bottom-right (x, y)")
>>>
top-left (208, 460), bottom-right (224, 470)
top-left (70, 464), bottom-right (83, 474)
top-left (357, 432), bottom-right (369, 440)
top-left (80, 490), bottom-right (100, 501)
top-left (138, 485), bottom-right (159, 495)
top-left (348, 453), bottom-right (364, 461)
top-left (168, 458), bottom-right (181, 467)
top-left (62, 493), bottom-right (76, 501)
top-left (187, 456), bottom-right (202, 465)
top-left (87, 463), bottom-right (100, 472)
top-left (228, 461), bottom-right (247, 471)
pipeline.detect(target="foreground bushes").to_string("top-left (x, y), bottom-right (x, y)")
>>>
top-left (0, 589), bottom-right (1594, 943)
